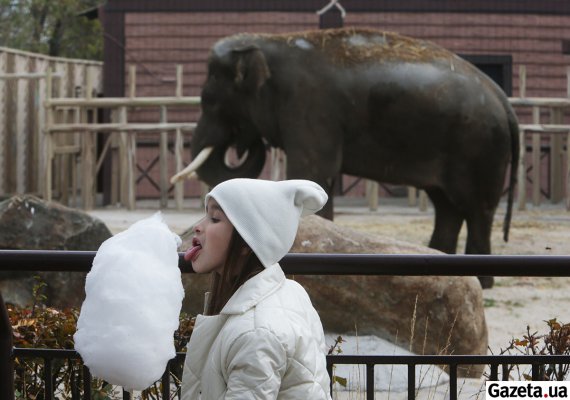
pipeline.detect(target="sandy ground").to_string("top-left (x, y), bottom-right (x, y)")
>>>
top-left (332, 197), bottom-right (570, 355)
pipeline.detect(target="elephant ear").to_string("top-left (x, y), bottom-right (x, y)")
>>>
top-left (232, 45), bottom-right (270, 93)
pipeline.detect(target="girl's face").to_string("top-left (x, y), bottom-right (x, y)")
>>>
top-left (189, 198), bottom-right (234, 274)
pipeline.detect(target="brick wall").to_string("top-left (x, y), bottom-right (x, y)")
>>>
top-left (122, 10), bottom-right (570, 200)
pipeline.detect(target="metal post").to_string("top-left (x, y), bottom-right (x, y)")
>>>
top-left (0, 292), bottom-right (15, 400)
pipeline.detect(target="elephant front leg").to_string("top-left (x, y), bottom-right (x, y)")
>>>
top-left (281, 120), bottom-right (343, 220)
top-left (316, 177), bottom-right (336, 220)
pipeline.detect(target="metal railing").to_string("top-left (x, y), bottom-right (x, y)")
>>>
top-left (2, 250), bottom-right (570, 400)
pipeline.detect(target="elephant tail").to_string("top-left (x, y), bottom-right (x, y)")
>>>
top-left (503, 101), bottom-right (519, 242)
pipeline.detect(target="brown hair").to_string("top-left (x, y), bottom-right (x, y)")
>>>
top-left (205, 228), bottom-right (264, 315)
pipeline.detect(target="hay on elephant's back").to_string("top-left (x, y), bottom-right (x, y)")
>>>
top-left (277, 28), bottom-right (455, 65)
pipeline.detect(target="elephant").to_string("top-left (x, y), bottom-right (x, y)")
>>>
top-left (171, 28), bottom-right (519, 286)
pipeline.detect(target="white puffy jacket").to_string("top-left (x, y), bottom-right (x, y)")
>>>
top-left (180, 263), bottom-right (332, 400)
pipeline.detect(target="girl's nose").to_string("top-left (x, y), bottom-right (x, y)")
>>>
top-left (194, 218), bottom-right (204, 233)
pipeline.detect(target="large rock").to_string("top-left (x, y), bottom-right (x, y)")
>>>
top-left (179, 215), bottom-right (487, 377)
top-left (291, 215), bottom-right (487, 377)
top-left (0, 195), bottom-right (112, 308)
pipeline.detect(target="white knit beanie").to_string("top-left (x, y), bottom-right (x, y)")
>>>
top-left (206, 179), bottom-right (328, 268)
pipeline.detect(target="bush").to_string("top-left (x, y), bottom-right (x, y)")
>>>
top-left (8, 276), bottom-right (194, 399)
top-left (493, 318), bottom-right (570, 381)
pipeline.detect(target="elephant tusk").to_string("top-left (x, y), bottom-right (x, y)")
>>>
top-left (170, 146), bottom-right (214, 184)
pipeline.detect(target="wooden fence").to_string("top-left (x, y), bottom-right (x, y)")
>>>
top-left (511, 65), bottom-right (570, 211)
top-left (37, 63), bottom-right (570, 211)
top-left (44, 65), bottom-right (199, 210)
top-left (0, 47), bottom-right (102, 200)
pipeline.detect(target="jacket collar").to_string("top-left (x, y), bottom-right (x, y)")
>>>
top-left (220, 263), bottom-right (285, 315)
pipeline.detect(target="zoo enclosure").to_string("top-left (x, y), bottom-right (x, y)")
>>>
top-left (2, 45), bottom-right (570, 211)
top-left (2, 250), bottom-right (570, 400)
top-left (0, 46), bottom-right (102, 201)
top-left (42, 63), bottom-right (570, 212)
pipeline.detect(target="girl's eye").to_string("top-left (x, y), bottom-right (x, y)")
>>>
top-left (209, 217), bottom-right (220, 223)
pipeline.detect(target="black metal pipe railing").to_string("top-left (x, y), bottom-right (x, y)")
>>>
top-left (1, 250), bottom-right (570, 276)
top-left (3, 250), bottom-right (570, 399)
top-left (10, 349), bottom-right (570, 400)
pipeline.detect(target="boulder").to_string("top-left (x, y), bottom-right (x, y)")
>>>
top-left (0, 195), bottom-right (112, 308)
top-left (179, 215), bottom-right (487, 377)
top-left (291, 215), bottom-right (487, 377)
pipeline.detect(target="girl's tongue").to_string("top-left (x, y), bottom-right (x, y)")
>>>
top-left (184, 244), bottom-right (202, 262)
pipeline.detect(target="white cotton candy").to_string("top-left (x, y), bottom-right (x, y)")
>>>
top-left (74, 212), bottom-right (184, 391)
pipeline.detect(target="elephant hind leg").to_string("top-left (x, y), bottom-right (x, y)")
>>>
top-left (465, 209), bottom-right (495, 288)
top-left (426, 188), bottom-right (464, 254)
top-left (465, 210), bottom-right (493, 255)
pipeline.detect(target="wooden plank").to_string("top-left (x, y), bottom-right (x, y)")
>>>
top-left (47, 96), bottom-right (201, 107)
top-left (0, 45), bottom-right (102, 66)
top-left (159, 106), bottom-right (168, 208)
top-left (47, 122), bottom-right (197, 132)
top-left (27, 57), bottom-right (38, 194)
top-left (365, 180), bottom-right (378, 212)
top-left (531, 107), bottom-right (541, 206)
top-left (15, 53), bottom-right (31, 193)
top-left (516, 124), bottom-right (570, 133)
top-left (549, 108), bottom-right (564, 203)
top-left (517, 129), bottom-right (527, 211)
top-left (119, 128), bottom-right (128, 205)
top-left (81, 130), bottom-right (94, 209)
top-left (419, 190), bottom-right (428, 212)
top-left (519, 65), bottom-right (526, 98)
top-left (0, 72), bottom-right (63, 79)
top-left (510, 98), bottom-right (570, 107)
top-left (128, 65), bottom-right (136, 98)
top-left (407, 186), bottom-right (417, 207)
top-left (110, 110), bottom-right (119, 205)
top-left (128, 132), bottom-right (136, 210)
top-left (57, 109), bottom-right (68, 204)
top-left (174, 128), bottom-right (183, 210)
top-left (53, 145), bottom-right (81, 154)
top-left (81, 70), bottom-right (94, 210)
top-left (517, 66), bottom-right (527, 211)
top-left (4, 53), bottom-right (15, 194)
top-left (567, 132), bottom-right (570, 211)
top-left (44, 68), bottom-right (54, 202)
top-left (0, 51), bottom-right (6, 195)
top-left (176, 65), bottom-right (183, 97)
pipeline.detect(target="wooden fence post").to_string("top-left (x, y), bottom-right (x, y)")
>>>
top-left (175, 128), bottom-right (184, 210)
top-left (44, 68), bottom-right (53, 202)
top-left (531, 106), bottom-right (541, 206)
top-left (408, 187), bottom-right (417, 206)
top-left (174, 65), bottom-right (184, 210)
top-left (418, 190), bottom-right (428, 211)
top-left (550, 108), bottom-right (564, 203)
top-left (160, 106), bottom-right (169, 208)
top-left (517, 65), bottom-right (527, 211)
top-left (517, 128), bottom-right (527, 211)
top-left (81, 68), bottom-right (95, 210)
top-left (566, 130), bottom-right (570, 211)
top-left (365, 180), bottom-right (378, 211)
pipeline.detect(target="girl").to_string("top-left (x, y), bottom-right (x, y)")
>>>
top-left (180, 178), bottom-right (332, 400)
